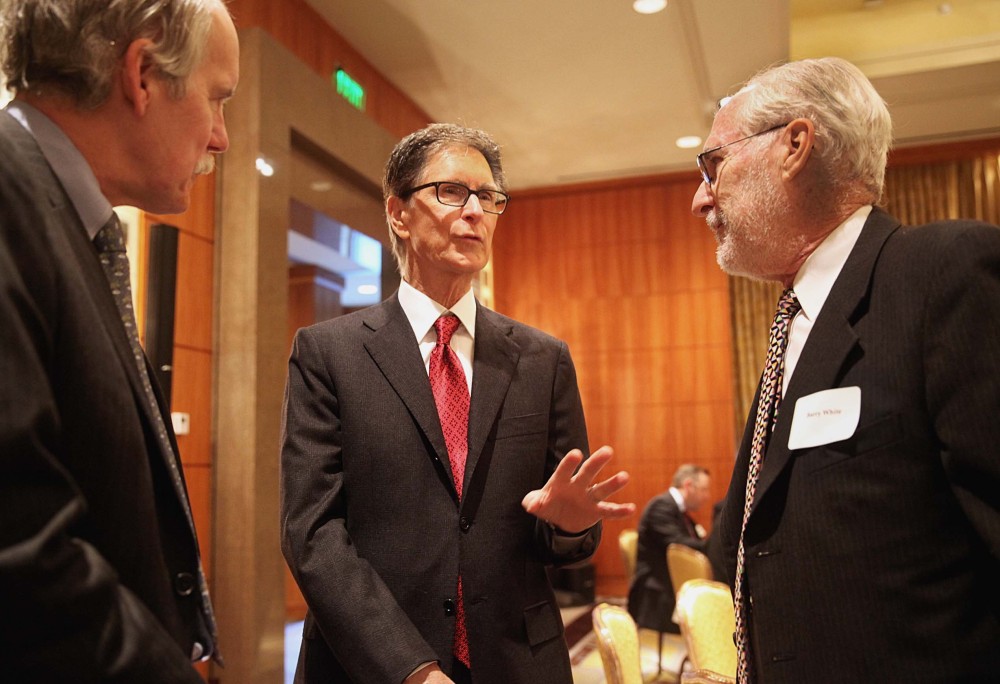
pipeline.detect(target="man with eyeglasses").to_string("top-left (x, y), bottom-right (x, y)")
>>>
top-left (281, 123), bottom-right (635, 684)
top-left (692, 57), bottom-right (1000, 683)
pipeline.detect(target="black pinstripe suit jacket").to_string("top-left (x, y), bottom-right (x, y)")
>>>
top-left (717, 207), bottom-right (1000, 682)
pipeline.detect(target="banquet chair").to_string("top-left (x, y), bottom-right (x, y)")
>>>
top-left (619, 528), bottom-right (639, 584)
top-left (592, 602), bottom-right (644, 684)
top-left (674, 579), bottom-right (737, 683)
top-left (666, 543), bottom-right (714, 598)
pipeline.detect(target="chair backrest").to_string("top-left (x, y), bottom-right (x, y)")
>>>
top-left (619, 529), bottom-right (638, 583)
top-left (666, 542), bottom-right (714, 597)
top-left (592, 602), bottom-right (644, 684)
top-left (675, 579), bottom-right (738, 678)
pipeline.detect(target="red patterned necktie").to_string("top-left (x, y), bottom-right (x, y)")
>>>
top-left (734, 289), bottom-right (801, 684)
top-left (429, 314), bottom-right (471, 668)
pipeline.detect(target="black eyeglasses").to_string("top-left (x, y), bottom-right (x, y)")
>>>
top-left (401, 181), bottom-right (510, 215)
top-left (696, 122), bottom-right (790, 186)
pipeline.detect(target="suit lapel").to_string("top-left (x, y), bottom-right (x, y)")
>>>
top-left (466, 304), bottom-right (520, 491)
top-left (751, 209), bottom-right (901, 515)
top-left (362, 295), bottom-right (454, 487)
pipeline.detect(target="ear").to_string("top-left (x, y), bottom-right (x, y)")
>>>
top-left (386, 195), bottom-right (410, 241)
top-left (119, 38), bottom-right (156, 116)
top-left (779, 118), bottom-right (816, 182)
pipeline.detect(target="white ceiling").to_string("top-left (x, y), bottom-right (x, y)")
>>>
top-left (303, 0), bottom-right (1000, 190)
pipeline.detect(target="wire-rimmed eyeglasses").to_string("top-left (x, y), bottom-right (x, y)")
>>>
top-left (401, 181), bottom-right (510, 215)
top-left (696, 123), bottom-right (790, 186)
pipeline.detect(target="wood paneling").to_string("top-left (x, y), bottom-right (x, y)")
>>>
top-left (492, 172), bottom-right (736, 597)
top-left (227, 0), bottom-right (430, 139)
top-left (173, 231), bottom-right (214, 352)
top-left (172, 346), bottom-right (212, 466)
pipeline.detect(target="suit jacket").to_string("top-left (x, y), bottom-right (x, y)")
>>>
top-left (0, 110), bottom-right (211, 682)
top-left (717, 208), bottom-right (1000, 682)
top-left (280, 293), bottom-right (600, 684)
top-left (627, 492), bottom-right (706, 632)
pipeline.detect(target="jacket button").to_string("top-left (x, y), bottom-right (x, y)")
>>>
top-left (459, 517), bottom-right (471, 532)
top-left (174, 572), bottom-right (196, 597)
top-left (443, 598), bottom-right (456, 616)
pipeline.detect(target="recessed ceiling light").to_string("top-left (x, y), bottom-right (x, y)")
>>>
top-left (310, 180), bottom-right (333, 192)
top-left (676, 135), bottom-right (702, 149)
top-left (633, 0), bottom-right (667, 15)
top-left (357, 284), bottom-right (378, 295)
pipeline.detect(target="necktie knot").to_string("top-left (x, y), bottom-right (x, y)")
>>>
top-left (93, 213), bottom-right (126, 254)
top-left (776, 288), bottom-right (801, 321)
top-left (434, 314), bottom-right (461, 347)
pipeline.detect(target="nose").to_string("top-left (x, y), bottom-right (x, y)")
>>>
top-left (209, 109), bottom-right (229, 154)
top-left (461, 192), bottom-right (485, 219)
top-left (691, 179), bottom-right (715, 218)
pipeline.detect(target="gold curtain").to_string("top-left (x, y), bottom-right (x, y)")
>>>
top-left (728, 146), bottom-right (1000, 435)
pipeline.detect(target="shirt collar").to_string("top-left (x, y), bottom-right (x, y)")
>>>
top-left (397, 279), bottom-right (478, 342)
top-left (792, 205), bottom-right (872, 324)
top-left (668, 487), bottom-right (686, 513)
top-left (5, 101), bottom-right (113, 240)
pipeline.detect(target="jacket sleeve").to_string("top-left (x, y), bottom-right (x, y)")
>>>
top-left (925, 224), bottom-right (1000, 563)
top-left (533, 341), bottom-right (602, 565)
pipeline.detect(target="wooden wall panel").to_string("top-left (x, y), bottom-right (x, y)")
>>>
top-left (172, 346), bottom-right (212, 466)
top-left (173, 231), bottom-right (214, 351)
top-left (492, 172), bottom-right (736, 598)
top-left (227, 0), bottom-right (431, 139)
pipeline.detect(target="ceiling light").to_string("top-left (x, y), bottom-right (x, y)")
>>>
top-left (633, 0), bottom-right (667, 15)
top-left (675, 135), bottom-right (702, 149)
top-left (255, 157), bottom-right (274, 177)
top-left (310, 180), bottom-right (333, 192)
top-left (938, 3), bottom-right (953, 15)
top-left (357, 284), bottom-right (378, 295)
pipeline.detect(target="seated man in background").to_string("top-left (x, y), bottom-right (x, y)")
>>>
top-left (627, 464), bottom-right (712, 635)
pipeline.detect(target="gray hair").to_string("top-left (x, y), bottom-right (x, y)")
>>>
top-left (730, 57), bottom-right (893, 203)
top-left (671, 464), bottom-right (709, 488)
top-left (0, 0), bottom-right (224, 108)
top-left (383, 123), bottom-right (506, 277)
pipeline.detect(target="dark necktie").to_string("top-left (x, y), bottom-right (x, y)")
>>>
top-left (93, 212), bottom-right (218, 659)
top-left (734, 289), bottom-right (801, 684)
top-left (429, 314), bottom-right (471, 669)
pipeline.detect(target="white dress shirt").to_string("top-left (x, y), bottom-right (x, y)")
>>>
top-left (784, 205), bottom-right (872, 393)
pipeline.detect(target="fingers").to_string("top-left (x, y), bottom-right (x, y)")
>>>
top-left (548, 448), bottom-right (584, 484)
top-left (586, 469), bottom-right (630, 503)
top-left (571, 445), bottom-right (615, 484)
top-left (521, 488), bottom-right (543, 513)
top-left (596, 501), bottom-right (638, 519)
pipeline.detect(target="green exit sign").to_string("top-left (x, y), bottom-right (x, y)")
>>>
top-left (334, 68), bottom-right (365, 111)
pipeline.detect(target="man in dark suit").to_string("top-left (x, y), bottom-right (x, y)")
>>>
top-left (691, 57), bottom-right (1000, 682)
top-left (627, 464), bottom-right (711, 635)
top-left (281, 123), bottom-right (635, 684)
top-left (0, 1), bottom-right (239, 680)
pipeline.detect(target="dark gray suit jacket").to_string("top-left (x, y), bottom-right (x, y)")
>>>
top-left (0, 110), bottom-right (211, 680)
top-left (718, 208), bottom-right (1000, 682)
top-left (627, 492), bottom-right (706, 633)
top-left (281, 294), bottom-right (600, 684)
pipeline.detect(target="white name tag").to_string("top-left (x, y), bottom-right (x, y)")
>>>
top-left (788, 387), bottom-right (861, 450)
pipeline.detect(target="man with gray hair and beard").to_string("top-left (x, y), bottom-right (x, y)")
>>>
top-left (692, 57), bottom-right (1000, 682)
top-left (0, 0), bottom-right (239, 680)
